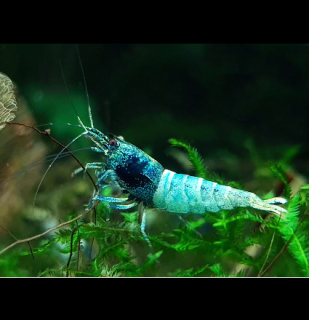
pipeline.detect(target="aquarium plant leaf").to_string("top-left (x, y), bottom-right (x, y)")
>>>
top-left (169, 265), bottom-right (209, 277)
top-left (278, 194), bottom-right (309, 276)
top-left (168, 138), bottom-right (220, 182)
top-left (270, 164), bottom-right (291, 199)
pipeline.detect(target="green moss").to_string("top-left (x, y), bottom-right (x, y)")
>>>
top-left (1, 138), bottom-right (309, 277)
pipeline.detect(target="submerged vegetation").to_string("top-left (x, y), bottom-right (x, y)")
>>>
top-left (0, 135), bottom-right (308, 277)
top-left (0, 44), bottom-right (309, 277)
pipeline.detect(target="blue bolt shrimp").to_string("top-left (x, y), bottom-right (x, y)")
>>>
top-left (26, 47), bottom-right (288, 247)
top-left (70, 116), bottom-right (288, 246)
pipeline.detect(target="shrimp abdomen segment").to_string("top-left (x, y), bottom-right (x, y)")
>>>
top-left (152, 170), bottom-right (287, 216)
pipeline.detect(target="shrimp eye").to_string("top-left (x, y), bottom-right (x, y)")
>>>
top-left (109, 139), bottom-right (117, 147)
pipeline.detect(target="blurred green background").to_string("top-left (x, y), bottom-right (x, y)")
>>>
top-left (0, 44), bottom-right (308, 276)
top-left (1, 44), bottom-right (308, 175)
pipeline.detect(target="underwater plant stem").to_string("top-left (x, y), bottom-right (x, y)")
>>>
top-left (257, 230), bottom-right (276, 277)
top-left (76, 221), bottom-right (81, 271)
top-left (28, 242), bottom-right (35, 259)
top-left (66, 223), bottom-right (81, 277)
top-left (0, 215), bottom-right (82, 256)
top-left (258, 235), bottom-right (293, 277)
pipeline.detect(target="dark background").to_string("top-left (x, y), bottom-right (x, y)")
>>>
top-left (0, 44), bottom-right (308, 182)
top-left (1, 44), bottom-right (307, 179)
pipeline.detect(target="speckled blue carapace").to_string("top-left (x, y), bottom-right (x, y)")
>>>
top-left (105, 138), bottom-right (164, 205)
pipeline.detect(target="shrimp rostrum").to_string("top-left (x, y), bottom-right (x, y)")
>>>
top-left (77, 119), bottom-right (287, 244)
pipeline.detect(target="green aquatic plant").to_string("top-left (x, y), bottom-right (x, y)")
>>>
top-left (0, 136), bottom-right (308, 277)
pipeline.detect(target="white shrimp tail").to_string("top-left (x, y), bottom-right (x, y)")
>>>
top-left (153, 170), bottom-right (287, 216)
top-left (249, 197), bottom-right (288, 216)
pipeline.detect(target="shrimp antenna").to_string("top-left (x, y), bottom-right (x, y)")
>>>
top-left (59, 59), bottom-right (88, 132)
top-left (36, 122), bottom-right (83, 129)
top-left (33, 132), bottom-right (85, 209)
top-left (75, 44), bottom-right (94, 128)
top-left (1, 147), bottom-right (91, 189)
top-left (31, 59), bottom-right (91, 209)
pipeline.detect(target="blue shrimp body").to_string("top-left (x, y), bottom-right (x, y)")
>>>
top-left (153, 170), bottom-right (287, 216)
top-left (84, 127), bottom-right (287, 218)
top-left (80, 126), bottom-right (287, 246)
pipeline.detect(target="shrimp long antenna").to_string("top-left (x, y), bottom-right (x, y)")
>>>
top-left (36, 122), bottom-right (83, 129)
top-left (0, 147), bottom-right (92, 189)
top-left (59, 60), bottom-right (80, 119)
top-left (32, 132), bottom-right (85, 209)
top-left (75, 44), bottom-right (94, 128)
top-left (59, 59), bottom-right (88, 133)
